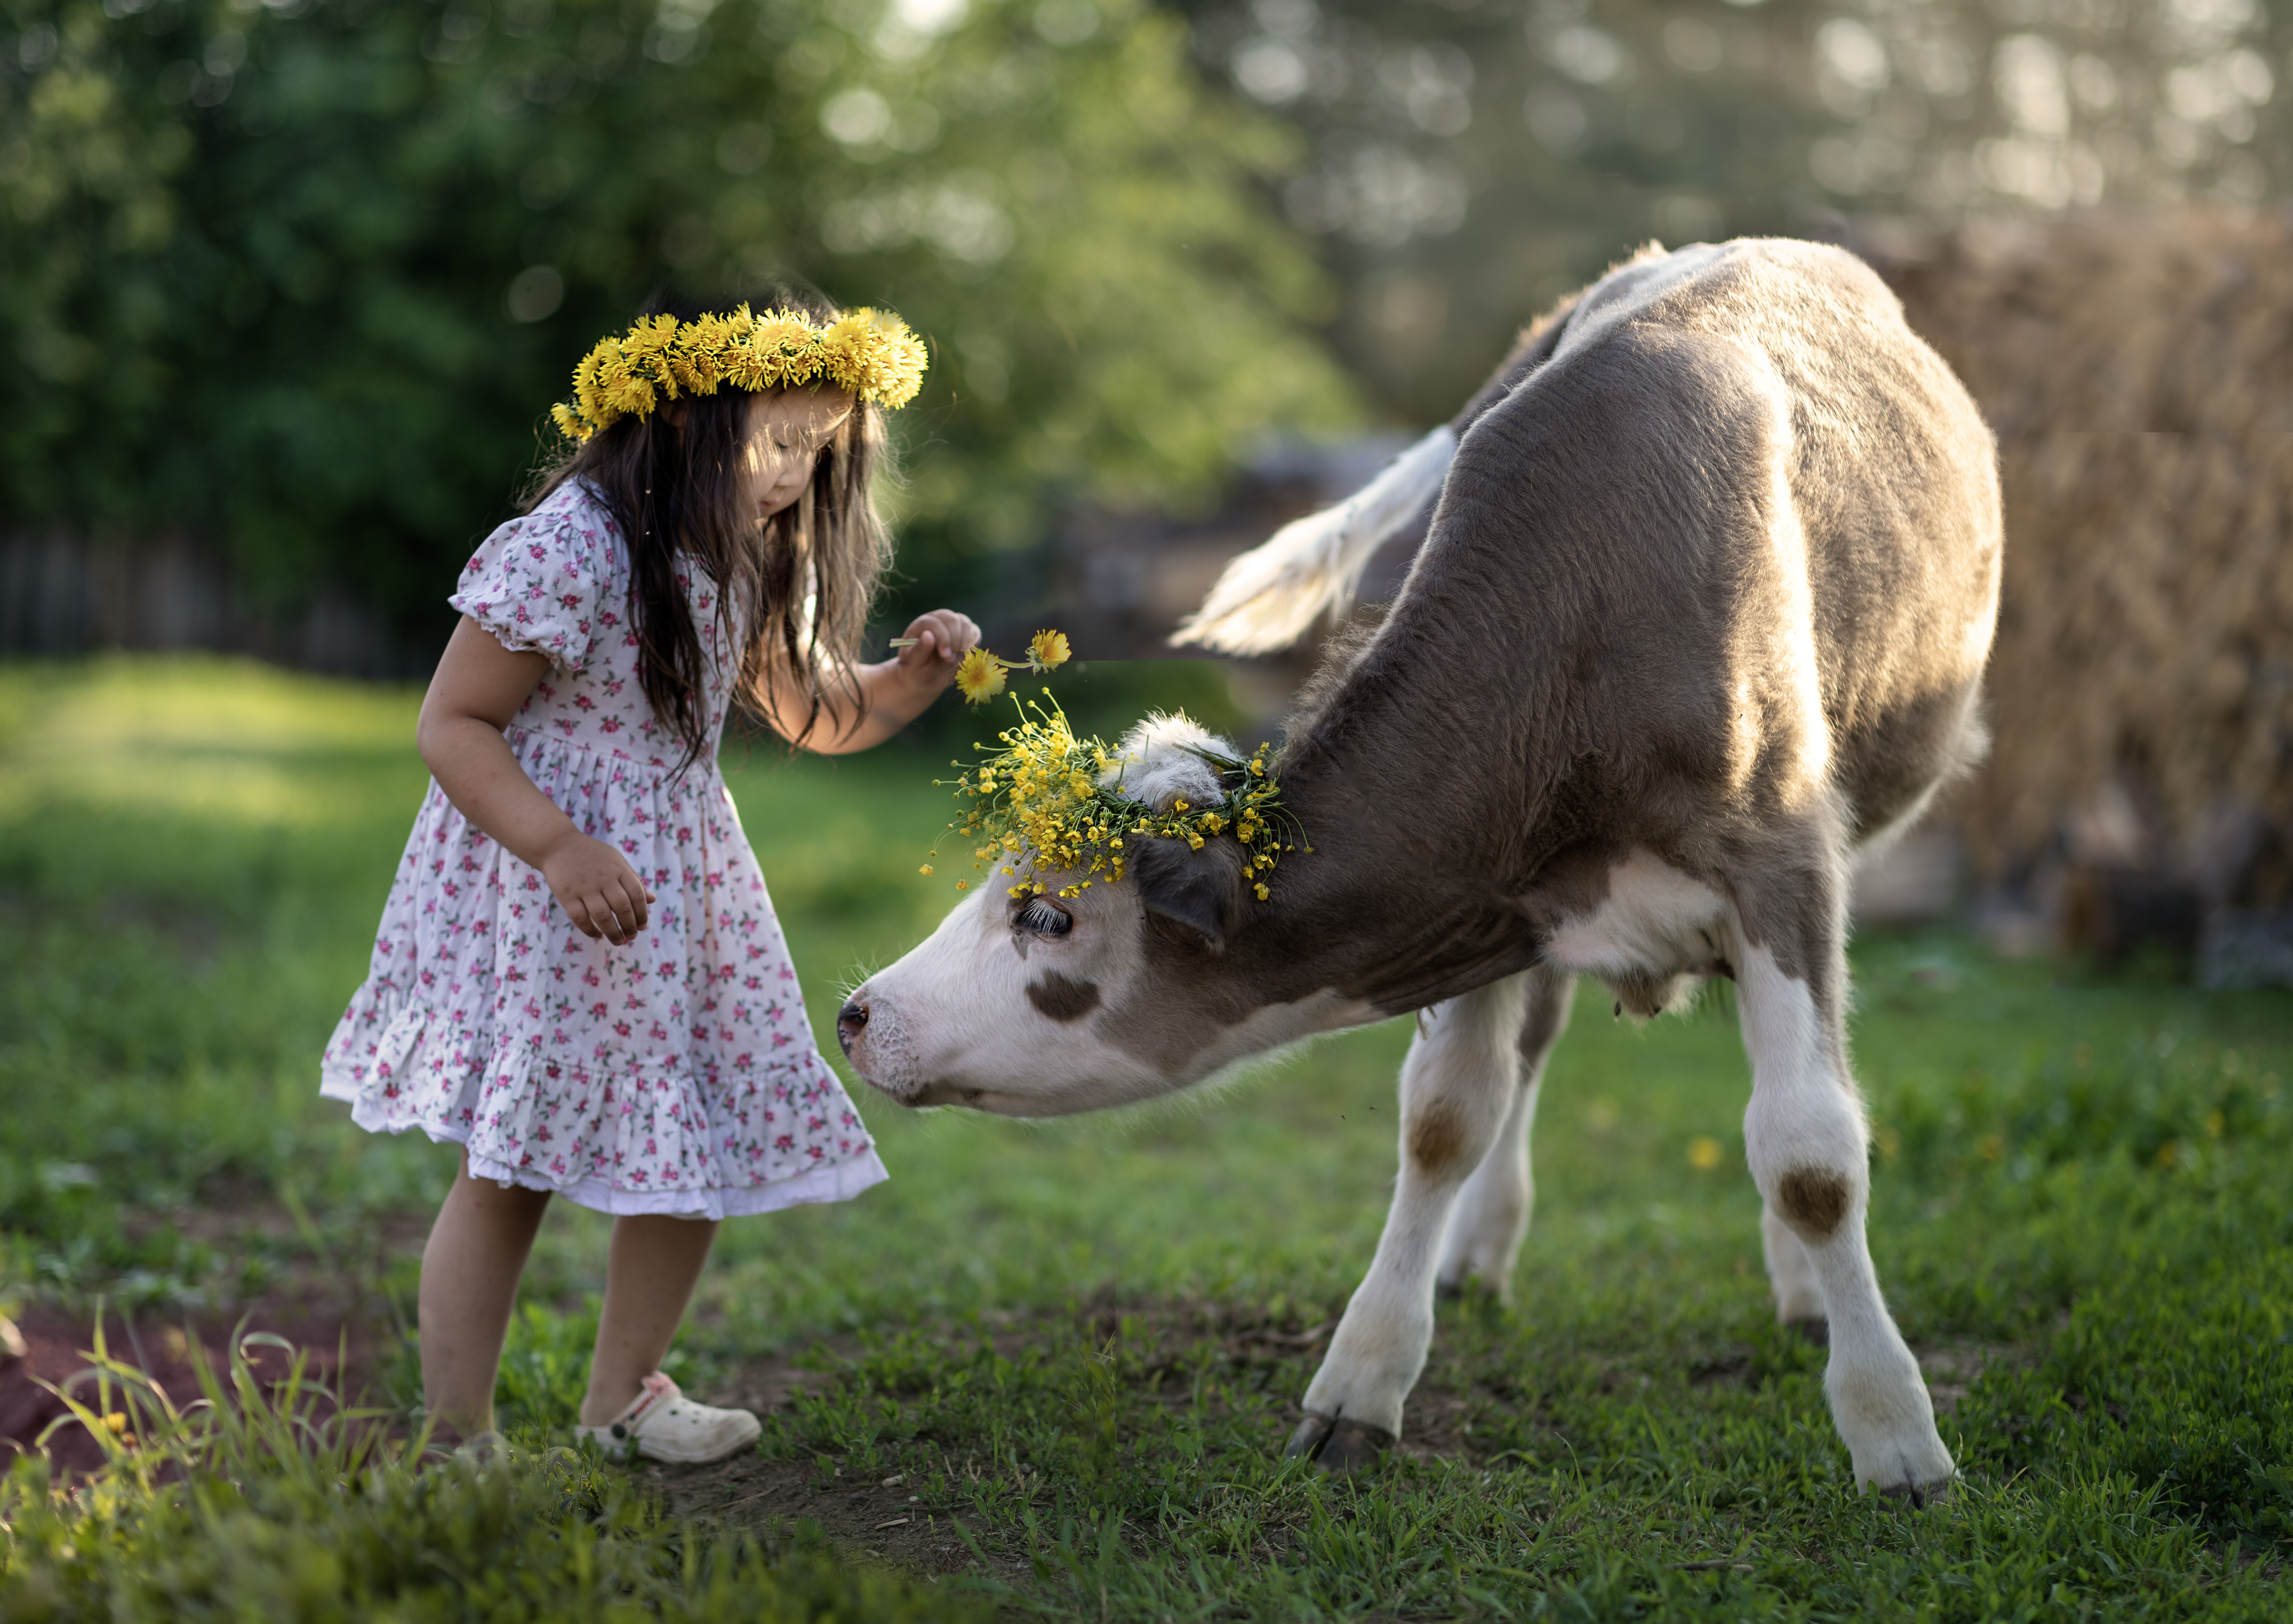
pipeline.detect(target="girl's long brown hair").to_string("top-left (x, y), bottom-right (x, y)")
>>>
top-left (528, 286), bottom-right (894, 771)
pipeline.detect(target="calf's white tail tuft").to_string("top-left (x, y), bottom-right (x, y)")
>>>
top-left (1171, 426), bottom-right (1458, 656)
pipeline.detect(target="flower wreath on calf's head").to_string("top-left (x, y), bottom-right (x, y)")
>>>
top-left (919, 631), bottom-right (1308, 904)
top-left (551, 303), bottom-right (929, 442)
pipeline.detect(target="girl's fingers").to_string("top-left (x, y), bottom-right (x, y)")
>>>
top-left (558, 863), bottom-right (653, 944)
top-left (577, 890), bottom-right (629, 944)
top-left (897, 611), bottom-right (974, 666)
top-left (605, 875), bottom-right (647, 936)
top-left (939, 612), bottom-right (979, 658)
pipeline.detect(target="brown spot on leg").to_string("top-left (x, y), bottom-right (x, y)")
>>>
top-left (1408, 1102), bottom-right (1467, 1172)
top-left (1776, 1167), bottom-right (1850, 1237)
top-left (1026, 974), bottom-right (1101, 1022)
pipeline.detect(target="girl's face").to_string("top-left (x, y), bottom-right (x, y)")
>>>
top-left (740, 386), bottom-right (856, 521)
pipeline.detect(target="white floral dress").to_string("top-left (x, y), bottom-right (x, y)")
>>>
top-left (320, 479), bottom-right (888, 1218)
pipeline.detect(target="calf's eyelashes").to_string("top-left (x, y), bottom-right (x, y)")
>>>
top-left (1014, 894), bottom-right (1072, 939)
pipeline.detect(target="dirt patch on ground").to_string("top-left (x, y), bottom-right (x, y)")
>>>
top-left (647, 1337), bottom-right (1060, 1587)
top-left (656, 1453), bottom-right (1017, 1581)
top-left (1917, 1340), bottom-right (2027, 1416)
top-left (1, 1302), bottom-right (381, 1476)
top-left (0, 1293), bottom-right (385, 1468)
top-left (1, 1198), bottom-right (405, 1478)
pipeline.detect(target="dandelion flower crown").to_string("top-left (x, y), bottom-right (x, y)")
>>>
top-left (551, 303), bottom-right (929, 442)
top-left (918, 631), bottom-right (1306, 903)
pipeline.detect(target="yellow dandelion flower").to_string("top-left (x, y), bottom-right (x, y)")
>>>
top-left (926, 680), bottom-right (1303, 901)
top-left (551, 305), bottom-right (928, 440)
top-left (955, 648), bottom-right (1007, 705)
top-left (1028, 629), bottom-right (1072, 671)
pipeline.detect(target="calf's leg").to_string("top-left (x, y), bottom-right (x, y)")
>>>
top-left (1288, 971), bottom-right (1529, 1471)
top-left (1436, 965), bottom-right (1574, 1301)
top-left (1735, 915), bottom-right (1954, 1500)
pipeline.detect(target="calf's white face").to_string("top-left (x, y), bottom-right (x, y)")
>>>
top-left (839, 864), bottom-right (1168, 1115)
top-left (836, 717), bottom-right (1370, 1118)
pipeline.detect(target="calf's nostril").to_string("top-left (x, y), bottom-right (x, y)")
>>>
top-left (835, 1000), bottom-right (869, 1057)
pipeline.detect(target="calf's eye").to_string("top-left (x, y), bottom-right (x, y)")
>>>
top-left (1017, 896), bottom-right (1072, 939)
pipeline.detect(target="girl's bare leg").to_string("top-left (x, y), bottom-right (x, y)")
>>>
top-left (579, 1215), bottom-right (720, 1427)
top-left (419, 1152), bottom-right (552, 1440)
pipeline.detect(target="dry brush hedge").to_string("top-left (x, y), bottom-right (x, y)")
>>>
top-left (1865, 210), bottom-right (2293, 897)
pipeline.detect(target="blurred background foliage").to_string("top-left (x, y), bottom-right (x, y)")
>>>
top-left (3, 0), bottom-right (2289, 644)
top-left (0, 0), bottom-right (1355, 642)
top-left (1181, 0), bottom-right (2291, 416)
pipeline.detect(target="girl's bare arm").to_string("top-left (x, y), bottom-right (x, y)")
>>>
top-left (417, 617), bottom-right (655, 944)
top-left (755, 608), bottom-right (980, 755)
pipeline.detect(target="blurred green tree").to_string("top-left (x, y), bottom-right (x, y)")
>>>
top-left (0, 0), bottom-right (1356, 645)
top-left (1178, 0), bottom-right (2291, 422)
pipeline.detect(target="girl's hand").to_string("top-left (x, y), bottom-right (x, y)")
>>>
top-left (539, 832), bottom-right (656, 945)
top-left (888, 610), bottom-right (981, 695)
top-left (756, 609), bottom-right (981, 754)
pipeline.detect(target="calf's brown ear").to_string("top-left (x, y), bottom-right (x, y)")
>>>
top-left (1129, 835), bottom-right (1247, 952)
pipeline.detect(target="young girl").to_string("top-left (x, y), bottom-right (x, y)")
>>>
top-left (321, 290), bottom-right (976, 1463)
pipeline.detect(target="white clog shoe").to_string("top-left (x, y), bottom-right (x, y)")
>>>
top-left (575, 1372), bottom-right (761, 1465)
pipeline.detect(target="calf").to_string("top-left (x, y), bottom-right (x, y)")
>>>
top-left (839, 239), bottom-right (2000, 1500)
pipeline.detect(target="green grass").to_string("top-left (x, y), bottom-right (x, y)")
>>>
top-left (0, 1330), bottom-right (968, 1623)
top-left (3, 654), bottom-right (2290, 1619)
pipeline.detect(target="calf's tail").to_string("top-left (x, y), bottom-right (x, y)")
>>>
top-left (1170, 426), bottom-right (1458, 656)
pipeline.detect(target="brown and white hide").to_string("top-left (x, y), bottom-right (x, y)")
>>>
top-left (839, 238), bottom-right (2001, 1502)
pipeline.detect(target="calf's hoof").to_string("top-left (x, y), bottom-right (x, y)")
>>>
top-left (1434, 1275), bottom-right (1508, 1308)
top-left (1787, 1316), bottom-right (1829, 1347)
top-left (1878, 1474), bottom-right (1954, 1510)
top-left (1284, 1412), bottom-right (1394, 1475)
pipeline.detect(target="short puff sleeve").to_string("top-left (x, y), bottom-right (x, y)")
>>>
top-left (448, 486), bottom-right (619, 674)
